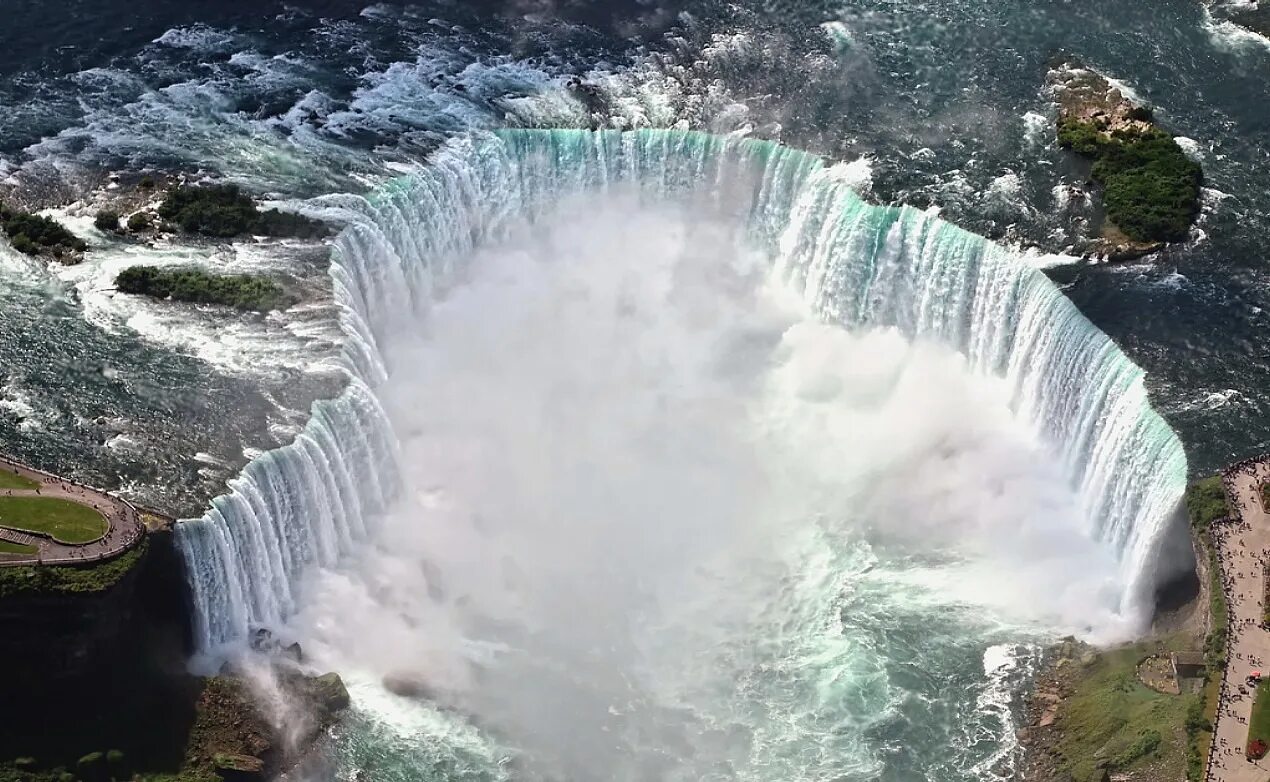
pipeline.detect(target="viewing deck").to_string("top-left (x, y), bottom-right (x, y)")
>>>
top-left (1207, 457), bottom-right (1270, 781)
top-left (0, 456), bottom-right (147, 568)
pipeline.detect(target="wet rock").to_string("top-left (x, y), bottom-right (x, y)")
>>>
top-left (214, 752), bottom-right (265, 782)
top-left (312, 672), bottom-right (350, 712)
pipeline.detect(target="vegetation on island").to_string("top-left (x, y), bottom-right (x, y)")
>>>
top-left (157, 184), bottom-right (324, 239)
top-left (0, 205), bottom-right (86, 259)
top-left (0, 541), bottom-right (36, 556)
top-left (1058, 120), bottom-right (1202, 244)
top-left (0, 497), bottom-right (107, 545)
top-left (127, 212), bottom-right (151, 232)
top-left (0, 540), bottom-right (145, 599)
top-left (115, 266), bottom-right (294, 312)
top-left (93, 210), bottom-right (120, 233)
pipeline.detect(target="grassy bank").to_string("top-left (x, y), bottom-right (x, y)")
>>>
top-left (1185, 475), bottom-right (1230, 779)
top-left (0, 473), bottom-right (38, 491)
top-left (1058, 121), bottom-right (1202, 244)
top-left (1055, 634), bottom-right (1199, 781)
top-left (0, 541), bottom-right (145, 598)
top-left (0, 541), bottom-right (35, 556)
top-left (1251, 684), bottom-right (1270, 757)
top-left (1039, 478), bottom-right (1226, 782)
top-left (0, 497), bottom-right (107, 544)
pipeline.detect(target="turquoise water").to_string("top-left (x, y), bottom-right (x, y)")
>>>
top-left (179, 130), bottom-right (1185, 780)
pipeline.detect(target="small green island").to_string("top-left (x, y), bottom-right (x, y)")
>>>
top-left (0, 205), bottom-right (86, 261)
top-left (115, 266), bottom-right (295, 313)
top-left (156, 184), bottom-right (324, 239)
top-left (1049, 62), bottom-right (1203, 258)
top-left (1057, 120), bottom-right (1201, 244)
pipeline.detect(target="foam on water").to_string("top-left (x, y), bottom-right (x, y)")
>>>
top-left (174, 129), bottom-right (1187, 780)
top-left (1202, 6), bottom-right (1270, 53)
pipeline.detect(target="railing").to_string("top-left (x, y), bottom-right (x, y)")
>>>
top-left (1205, 456), bottom-right (1270, 781)
top-left (0, 455), bottom-right (148, 568)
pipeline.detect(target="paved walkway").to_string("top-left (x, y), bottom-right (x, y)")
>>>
top-left (1208, 457), bottom-right (1270, 781)
top-left (0, 456), bottom-right (144, 567)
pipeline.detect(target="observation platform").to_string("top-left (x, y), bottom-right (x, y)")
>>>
top-left (0, 456), bottom-right (146, 567)
top-left (1207, 457), bottom-right (1270, 781)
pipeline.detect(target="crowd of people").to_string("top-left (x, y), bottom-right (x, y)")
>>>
top-left (0, 460), bottom-right (145, 565)
top-left (1207, 457), bottom-right (1270, 776)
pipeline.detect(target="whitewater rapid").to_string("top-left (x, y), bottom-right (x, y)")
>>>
top-left (178, 129), bottom-right (1185, 651)
top-left (172, 129), bottom-right (1187, 780)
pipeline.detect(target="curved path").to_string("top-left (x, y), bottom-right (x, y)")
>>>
top-left (0, 457), bottom-right (144, 567)
top-left (1207, 457), bottom-right (1270, 782)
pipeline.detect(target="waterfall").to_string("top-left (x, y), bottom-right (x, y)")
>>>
top-left (176, 128), bottom-right (1187, 653)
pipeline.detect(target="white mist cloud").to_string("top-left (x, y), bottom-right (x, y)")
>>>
top-left (286, 192), bottom-right (1134, 779)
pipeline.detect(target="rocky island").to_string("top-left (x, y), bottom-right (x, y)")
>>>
top-left (1047, 62), bottom-right (1203, 260)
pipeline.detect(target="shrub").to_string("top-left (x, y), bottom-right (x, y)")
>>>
top-left (76, 752), bottom-right (105, 782)
top-left (94, 209), bottom-right (120, 232)
top-left (105, 749), bottom-right (126, 778)
top-left (1115, 728), bottom-right (1162, 767)
top-left (158, 184), bottom-right (324, 238)
top-left (1058, 119), bottom-right (1105, 155)
top-left (115, 265), bottom-right (293, 311)
top-left (1058, 121), bottom-right (1201, 243)
top-left (138, 175), bottom-right (155, 189)
top-left (0, 205), bottom-right (87, 257)
top-left (127, 212), bottom-right (151, 231)
top-left (9, 233), bottom-right (37, 255)
top-left (1128, 105), bottom-right (1154, 122)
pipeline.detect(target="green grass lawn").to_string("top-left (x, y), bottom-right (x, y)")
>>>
top-left (0, 540), bottom-right (35, 555)
top-left (1249, 680), bottom-right (1270, 752)
top-left (1056, 635), bottom-right (1197, 781)
top-left (0, 471), bottom-right (39, 490)
top-left (0, 497), bottom-right (107, 544)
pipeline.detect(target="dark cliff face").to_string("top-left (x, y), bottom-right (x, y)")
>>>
top-left (0, 530), bottom-right (198, 768)
top-left (0, 530), bottom-right (191, 693)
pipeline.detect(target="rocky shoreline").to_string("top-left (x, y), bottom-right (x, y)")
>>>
top-left (1018, 480), bottom-right (1222, 782)
top-left (1017, 639), bottom-right (1104, 782)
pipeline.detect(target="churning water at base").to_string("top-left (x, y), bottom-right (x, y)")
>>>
top-left (175, 129), bottom-right (1187, 780)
